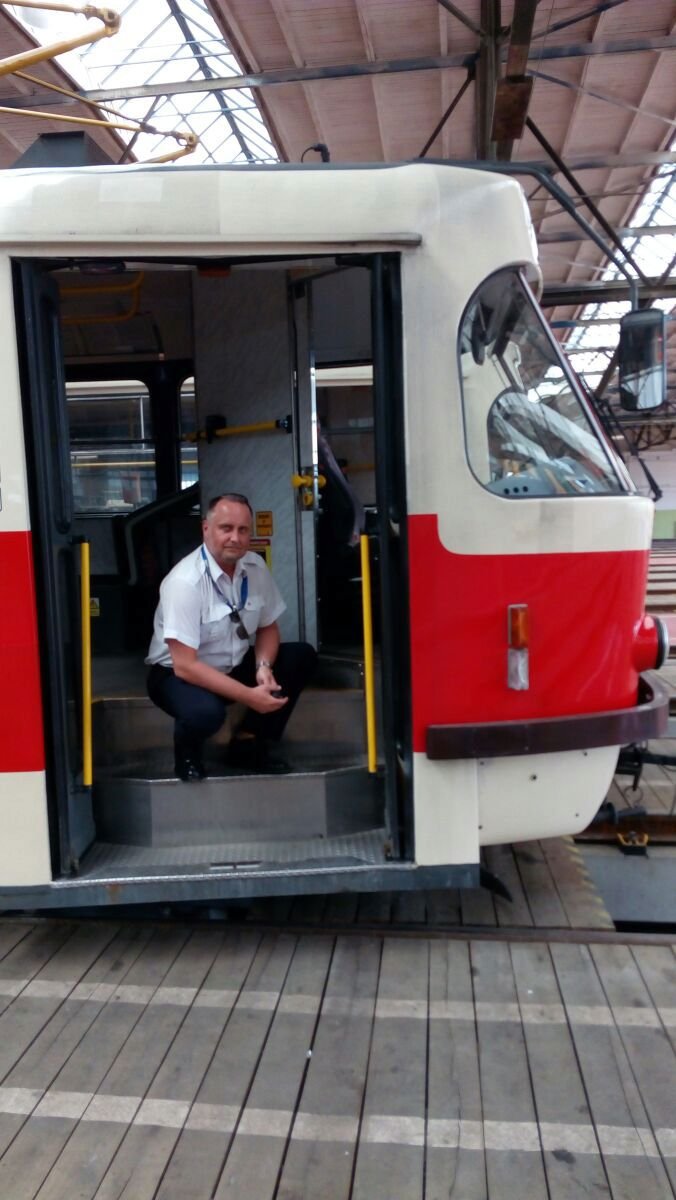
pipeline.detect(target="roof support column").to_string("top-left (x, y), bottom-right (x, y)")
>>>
top-left (476, 0), bottom-right (500, 159)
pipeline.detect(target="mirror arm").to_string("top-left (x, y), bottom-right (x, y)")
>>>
top-left (595, 397), bottom-right (662, 502)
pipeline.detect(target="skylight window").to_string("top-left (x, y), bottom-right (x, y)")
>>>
top-left (10, 0), bottom-right (279, 165)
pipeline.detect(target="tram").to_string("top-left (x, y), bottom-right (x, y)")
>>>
top-left (0, 160), bottom-right (667, 909)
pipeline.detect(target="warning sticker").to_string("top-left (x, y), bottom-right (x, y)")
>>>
top-left (90, 597), bottom-right (100, 618)
top-left (255, 511), bottom-right (273, 536)
top-left (250, 537), bottom-right (271, 567)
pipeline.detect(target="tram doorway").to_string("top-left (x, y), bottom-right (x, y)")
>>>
top-left (13, 254), bottom-right (410, 880)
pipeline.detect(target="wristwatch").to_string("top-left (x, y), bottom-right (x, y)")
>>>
top-left (256, 659), bottom-right (272, 670)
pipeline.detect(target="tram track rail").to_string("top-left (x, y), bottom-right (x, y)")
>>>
top-left (575, 813), bottom-right (676, 845)
top-left (212, 917), bottom-right (676, 946)
top-left (2, 909), bottom-right (674, 946)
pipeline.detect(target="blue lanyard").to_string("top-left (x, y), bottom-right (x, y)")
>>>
top-left (201, 546), bottom-right (248, 615)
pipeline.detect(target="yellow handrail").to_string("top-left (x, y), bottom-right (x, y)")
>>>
top-left (185, 420), bottom-right (283, 443)
top-left (61, 272), bottom-right (144, 325)
top-left (360, 534), bottom-right (377, 774)
top-left (80, 540), bottom-right (93, 787)
top-left (291, 473), bottom-right (326, 489)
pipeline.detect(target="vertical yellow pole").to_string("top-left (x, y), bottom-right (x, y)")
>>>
top-left (360, 534), bottom-right (378, 773)
top-left (80, 541), bottom-right (93, 787)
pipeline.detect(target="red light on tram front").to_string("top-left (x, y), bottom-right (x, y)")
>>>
top-left (508, 603), bottom-right (530, 650)
top-left (632, 614), bottom-right (669, 672)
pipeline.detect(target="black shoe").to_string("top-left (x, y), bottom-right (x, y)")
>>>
top-left (174, 754), bottom-right (208, 782)
top-left (225, 738), bottom-right (291, 775)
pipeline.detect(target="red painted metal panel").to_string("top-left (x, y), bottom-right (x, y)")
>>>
top-left (0, 532), bottom-right (45, 772)
top-left (408, 514), bottom-right (651, 754)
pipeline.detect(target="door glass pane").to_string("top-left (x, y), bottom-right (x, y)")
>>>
top-left (68, 380), bottom-right (155, 512)
top-left (180, 377), bottom-right (198, 489)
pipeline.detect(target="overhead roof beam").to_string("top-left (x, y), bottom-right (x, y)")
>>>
top-left (75, 36), bottom-right (676, 104)
top-left (531, 0), bottom-right (631, 40)
top-left (528, 67), bottom-right (676, 131)
top-left (418, 70), bottom-right (474, 158)
top-left (493, 0), bottom-right (538, 160)
top-left (541, 279), bottom-right (676, 307)
top-left (476, 0), bottom-right (501, 159)
top-left (436, 0), bottom-right (485, 39)
top-left (539, 224), bottom-right (676, 243)
top-left (526, 116), bottom-right (650, 288)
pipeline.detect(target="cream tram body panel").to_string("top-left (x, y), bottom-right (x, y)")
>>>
top-left (0, 164), bottom-right (649, 885)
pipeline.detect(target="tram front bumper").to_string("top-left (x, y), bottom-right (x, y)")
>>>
top-left (426, 671), bottom-right (668, 761)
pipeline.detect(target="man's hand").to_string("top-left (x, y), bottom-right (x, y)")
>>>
top-left (255, 663), bottom-right (278, 690)
top-left (247, 683), bottom-right (288, 714)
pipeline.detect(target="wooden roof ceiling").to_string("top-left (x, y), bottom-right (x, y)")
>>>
top-left (206, 1), bottom-right (675, 282)
top-left (205, 0), bottom-right (676, 427)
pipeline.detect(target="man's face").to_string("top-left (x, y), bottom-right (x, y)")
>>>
top-left (202, 500), bottom-right (252, 572)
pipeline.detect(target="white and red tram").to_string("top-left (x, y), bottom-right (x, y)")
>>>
top-left (0, 161), bottom-right (667, 908)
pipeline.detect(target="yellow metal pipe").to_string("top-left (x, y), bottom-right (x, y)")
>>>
top-left (360, 534), bottom-right (377, 774)
top-left (61, 273), bottom-right (144, 297)
top-left (80, 541), bottom-right (93, 787)
top-left (185, 420), bottom-right (280, 443)
top-left (62, 292), bottom-right (140, 325)
top-left (0, 3), bottom-right (120, 80)
top-left (291, 473), bottom-right (326, 489)
top-left (185, 420), bottom-right (281, 443)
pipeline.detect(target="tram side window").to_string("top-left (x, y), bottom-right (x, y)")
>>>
top-left (459, 270), bottom-right (625, 497)
top-left (68, 382), bottom-right (155, 513)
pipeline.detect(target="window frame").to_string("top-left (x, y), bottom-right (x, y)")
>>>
top-left (458, 267), bottom-right (632, 499)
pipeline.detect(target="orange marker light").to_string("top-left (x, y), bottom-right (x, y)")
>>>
top-left (508, 604), bottom-right (530, 650)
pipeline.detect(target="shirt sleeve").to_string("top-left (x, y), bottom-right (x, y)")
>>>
top-left (161, 576), bottom-right (202, 649)
top-left (256, 564), bottom-right (286, 627)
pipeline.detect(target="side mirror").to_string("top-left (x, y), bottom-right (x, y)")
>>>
top-left (618, 309), bottom-right (667, 411)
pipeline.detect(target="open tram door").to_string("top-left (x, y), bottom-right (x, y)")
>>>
top-left (291, 258), bottom-right (413, 861)
top-left (13, 262), bottom-right (95, 875)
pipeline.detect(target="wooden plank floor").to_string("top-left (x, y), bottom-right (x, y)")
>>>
top-left (240, 835), bottom-right (614, 932)
top-left (0, 919), bottom-right (672, 1199)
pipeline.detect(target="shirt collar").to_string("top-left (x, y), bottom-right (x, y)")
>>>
top-left (201, 543), bottom-right (250, 586)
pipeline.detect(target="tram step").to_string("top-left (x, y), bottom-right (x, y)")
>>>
top-left (92, 687), bottom-right (368, 768)
top-left (93, 763), bottom-right (384, 848)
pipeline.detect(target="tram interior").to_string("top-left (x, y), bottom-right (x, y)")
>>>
top-left (33, 259), bottom-right (395, 874)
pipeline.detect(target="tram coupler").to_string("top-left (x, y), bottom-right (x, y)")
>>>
top-left (588, 797), bottom-right (647, 828)
top-left (617, 831), bottom-right (649, 856)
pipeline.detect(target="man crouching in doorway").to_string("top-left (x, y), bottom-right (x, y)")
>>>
top-left (146, 493), bottom-right (316, 780)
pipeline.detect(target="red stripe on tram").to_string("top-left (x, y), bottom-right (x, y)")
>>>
top-left (0, 531), bottom-right (46, 772)
top-left (408, 514), bottom-right (650, 755)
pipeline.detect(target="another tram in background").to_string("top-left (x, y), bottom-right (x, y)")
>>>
top-left (0, 160), bottom-right (667, 909)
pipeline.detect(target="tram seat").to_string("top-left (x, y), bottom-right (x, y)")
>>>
top-left (112, 483), bottom-right (201, 648)
top-left (317, 432), bottom-right (370, 645)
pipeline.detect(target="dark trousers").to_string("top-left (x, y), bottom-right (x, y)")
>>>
top-left (147, 643), bottom-right (317, 761)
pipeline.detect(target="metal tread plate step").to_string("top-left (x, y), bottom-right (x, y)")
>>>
top-left (93, 762), bottom-right (385, 847)
top-left (77, 827), bottom-right (389, 879)
top-left (96, 742), bottom-right (370, 781)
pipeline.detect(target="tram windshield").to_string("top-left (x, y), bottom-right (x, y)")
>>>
top-left (460, 269), bottom-right (626, 497)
